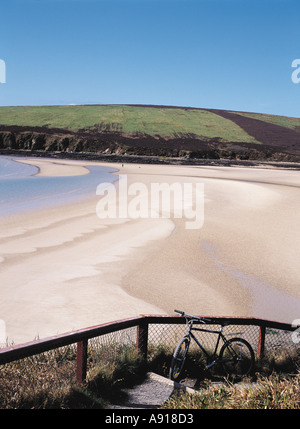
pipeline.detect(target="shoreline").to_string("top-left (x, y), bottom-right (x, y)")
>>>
top-left (14, 156), bottom-right (91, 177)
top-left (1, 149), bottom-right (300, 171)
top-left (0, 156), bottom-right (300, 345)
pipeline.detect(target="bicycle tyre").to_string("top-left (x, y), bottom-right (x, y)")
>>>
top-left (219, 337), bottom-right (255, 378)
top-left (169, 336), bottom-right (190, 380)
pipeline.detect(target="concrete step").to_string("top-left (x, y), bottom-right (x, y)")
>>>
top-left (107, 372), bottom-right (196, 409)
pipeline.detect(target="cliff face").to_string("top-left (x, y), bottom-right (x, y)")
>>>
top-left (1, 124), bottom-right (299, 163)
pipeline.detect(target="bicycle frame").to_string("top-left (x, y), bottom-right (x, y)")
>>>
top-left (184, 318), bottom-right (230, 369)
top-left (170, 311), bottom-right (254, 381)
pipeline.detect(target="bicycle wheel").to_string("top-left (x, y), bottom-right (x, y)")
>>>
top-left (219, 338), bottom-right (255, 378)
top-left (169, 336), bottom-right (190, 380)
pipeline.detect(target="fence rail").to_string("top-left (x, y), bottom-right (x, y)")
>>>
top-left (0, 315), bottom-right (299, 384)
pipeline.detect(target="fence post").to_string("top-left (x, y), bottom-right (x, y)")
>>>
top-left (257, 325), bottom-right (266, 358)
top-left (137, 320), bottom-right (148, 361)
top-left (76, 339), bottom-right (88, 383)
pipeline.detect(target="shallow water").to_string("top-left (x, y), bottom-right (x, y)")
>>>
top-left (201, 240), bottom-right (300, 324)
top-left (0, 156), bottom-right (38, 178)
top-left (0, 156), bottom-right (118, 217)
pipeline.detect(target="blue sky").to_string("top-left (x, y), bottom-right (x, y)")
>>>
top-left (0, 0), bottom-right (299, 117)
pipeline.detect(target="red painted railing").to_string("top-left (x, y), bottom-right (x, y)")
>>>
top-left (0, 315), bottom-right (298, 383)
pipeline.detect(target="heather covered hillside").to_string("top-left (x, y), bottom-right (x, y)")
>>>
top-left (0, 105), bottom-right (299, 162)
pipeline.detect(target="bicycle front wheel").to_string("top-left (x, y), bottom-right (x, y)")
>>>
top-left (219, 338), bottom-right (255, 378)
top-left (169, 336), bottom-right (190, 380)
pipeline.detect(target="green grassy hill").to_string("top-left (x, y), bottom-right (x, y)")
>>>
top-left (0, 104), bottom-right (299, 162)
top-left (0, 105), bottom-right (260, 143)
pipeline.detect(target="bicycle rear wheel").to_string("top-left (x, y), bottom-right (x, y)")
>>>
top-left (219, 338), bottom-right (255, 378)
top-left (169, 336), bottom-right (190, 380)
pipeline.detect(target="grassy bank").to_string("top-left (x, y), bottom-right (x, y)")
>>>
top-left (0, 104), bottom-right (260, 143)
top-left (0, 343), bottom-right (299, 409)
top-left (0, 344), bottom-right (148, 409)
top-left (162, 373), bottom-right (300, 409)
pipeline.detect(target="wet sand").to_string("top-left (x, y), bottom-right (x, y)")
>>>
top-left (0, 157), bottom-right (300, 345)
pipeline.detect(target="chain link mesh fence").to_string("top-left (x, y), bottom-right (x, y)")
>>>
top-left (147, 321), bottom-right (298, 355)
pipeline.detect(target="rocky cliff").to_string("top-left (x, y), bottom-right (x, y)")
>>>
top-left (1, 124), bottom-right (299, 163)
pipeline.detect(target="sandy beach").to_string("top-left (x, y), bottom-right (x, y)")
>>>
top-left (1, 156), bottom-right (300, 345)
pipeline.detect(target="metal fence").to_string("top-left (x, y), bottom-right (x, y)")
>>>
top-left (0, 315), bottom-right (299, 406)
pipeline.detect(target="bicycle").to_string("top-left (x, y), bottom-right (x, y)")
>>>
top-left (169, 310), bottom-right (255, 381)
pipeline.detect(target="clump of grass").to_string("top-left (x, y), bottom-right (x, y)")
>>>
top-left (147, 344), bottom-right (173, 378)
top-left (85, 346), bottom-right (147, 406)
top-left (163, 373), bottom-right (300, 409)
top-left (256, 347), bottom-right (300, 377)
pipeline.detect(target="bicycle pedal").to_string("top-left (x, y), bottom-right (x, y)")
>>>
top-left (205, 360), bottom-right (217, 369)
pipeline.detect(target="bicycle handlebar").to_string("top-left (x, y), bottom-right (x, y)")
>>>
top-left (174, 309), bottom-right (212, 324)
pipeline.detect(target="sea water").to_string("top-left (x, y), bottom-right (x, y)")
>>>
top-left (0, 156), bottom-right (118, 217)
